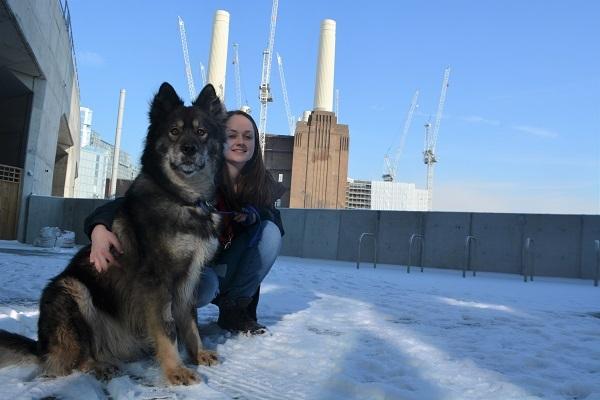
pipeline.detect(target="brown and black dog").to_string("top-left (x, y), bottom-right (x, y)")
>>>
top-left (0, 83), bottom-right (225, 385)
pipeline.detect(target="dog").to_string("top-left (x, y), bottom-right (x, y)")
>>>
top-left (0, 82), bottom-right (225, 385)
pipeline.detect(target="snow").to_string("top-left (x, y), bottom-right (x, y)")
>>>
top-left (0, 240), bottom-right (599, 400)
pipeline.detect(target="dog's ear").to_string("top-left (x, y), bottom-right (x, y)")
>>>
top-left (149, 82), bottom-right (184, 124)
top-left (193, 84), bottom-right (225, 117)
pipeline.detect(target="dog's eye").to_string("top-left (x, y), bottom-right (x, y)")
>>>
top-left (169, 128), bottom-right (179, 136)
top-left (196, 128), bottom-right (208, 137)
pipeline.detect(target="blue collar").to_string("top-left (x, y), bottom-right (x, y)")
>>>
top-left (196, 200), bottom-right (217, 214)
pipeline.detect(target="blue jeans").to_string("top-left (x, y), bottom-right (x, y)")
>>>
top-left (196, 220), bottom-right (282, 307)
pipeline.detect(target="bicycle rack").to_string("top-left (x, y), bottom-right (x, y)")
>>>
top-left (356, 232), bottom-right (377, 269)
top-left (594, 239), bottom-right (599, 287)
top-left (407, 233), bottom-right (424, 273)
top-left (522, 237), bottom-right (535, 282)
top-left (463, 236), bottom-right (478, 278)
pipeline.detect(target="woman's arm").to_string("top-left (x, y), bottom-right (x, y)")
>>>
top-left (83, 197), bottom-right (125, 238)
top-left (258, 206), bottom-right (284, 237)
top-left (84, 197), bottom-right (125, 272)
top-left (90, 224), bottom-right (123, 272)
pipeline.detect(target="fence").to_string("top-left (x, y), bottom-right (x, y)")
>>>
top-left (0, 164), bottom-right (22, 240)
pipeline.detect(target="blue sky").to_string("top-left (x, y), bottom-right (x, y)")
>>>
top-left (69, 0), bottom-right (600, 214)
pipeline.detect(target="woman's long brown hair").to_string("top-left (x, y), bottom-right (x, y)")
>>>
top-left (220, 110), bottom-right (276, 209)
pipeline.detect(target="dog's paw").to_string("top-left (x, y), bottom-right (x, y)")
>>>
top-left (194, 350), bottom-right (219, 366)
top-left (82, 360), bottom-right (120, 381)
top-left (165, 365), bottom-right (200, 385)
top-left (94, 363), bottom-right (120, 381)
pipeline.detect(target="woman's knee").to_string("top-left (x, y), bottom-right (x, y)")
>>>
top-left (261, 220), bottom-right (281, 242)
top-left (258, 220), bottom-right (282, 261)
top-left (196, 268), bottom-right (219, 307)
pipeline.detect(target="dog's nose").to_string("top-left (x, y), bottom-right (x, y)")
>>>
top-left (181, 143), bottom-right (198, 156)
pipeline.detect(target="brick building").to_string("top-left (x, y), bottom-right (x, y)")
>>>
top-left (289, 111), bottom-right (349, 209)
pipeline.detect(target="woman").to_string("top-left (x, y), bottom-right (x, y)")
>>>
top-left (85, 110), bottom-right (284, 335)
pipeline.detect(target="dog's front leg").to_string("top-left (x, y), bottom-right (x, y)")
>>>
top-left (175, 305), bottom-right (218, 366)
top-left (146, 296), bottom-right (199, 385)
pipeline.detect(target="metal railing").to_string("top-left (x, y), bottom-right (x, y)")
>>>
top-left (594, 240), bottom-right (599, 287)
top-left (356, 233), bottom-right (377, 269)
top-left (522, 237), bottom-right (535, 282)
top-left (463, 236), bottom-right (477, 278)
top-left (407, 234), bottom-right (424, 273)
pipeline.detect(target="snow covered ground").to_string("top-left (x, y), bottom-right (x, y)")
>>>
top-left (0, 240), bottom-right (599, 400)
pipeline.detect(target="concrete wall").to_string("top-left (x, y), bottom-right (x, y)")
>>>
top-left (277, 208), bottom-right (599, 280)
top-left (5, 0), bottom-right (81, 240)
top-left (22, 196), bottom-right (600, 281)
top-left (24, 195), bottom-right (103, 245)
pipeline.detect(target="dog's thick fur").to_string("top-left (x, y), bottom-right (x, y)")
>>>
top-left (0, 83), bottom-right (226, 385)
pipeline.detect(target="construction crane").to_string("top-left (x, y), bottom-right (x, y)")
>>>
top-left (232, 43), bottom-right (243, 110)
top-left (177, 16), bottom-right (196, 102)
top-left (382, 90), bottom-right (419, 182)
top-left (276, 52), bottom-right (294, 135)
top-left (258, 0), bottom-right (279, 153)
top-left (424, 66), bottom-right (451, 211)
top-left (231, 44), bottom-right (251, 113)
top-left (200, 62), bottom-right (207, 86)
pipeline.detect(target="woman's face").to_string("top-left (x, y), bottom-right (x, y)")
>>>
top-left (224, 114), bottom-right (256, 168)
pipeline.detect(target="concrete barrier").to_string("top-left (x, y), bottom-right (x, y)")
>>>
top-left (580, 215), bottom-right (600, 279)
top-left (376, 211), bottom-right (423, 266)
top-left (22, 195), bottom-right (600, 280)
top-left (470, 213), bottom-right (524, 275)
top-left (279, 209), bottom-right (600, 280)
top-left (301, 210), bottom-right (340, 260)
top-left (24, 195), bottom-right (101, 245)
top-left (337, 209), bottom-right (378, 262)
top-left (423, 212), bottom-right (471, 269)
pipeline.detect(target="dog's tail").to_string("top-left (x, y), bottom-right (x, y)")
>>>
top-left (0, 329), bottom-right (39, 367)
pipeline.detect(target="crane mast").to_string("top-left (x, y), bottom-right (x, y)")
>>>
top-left (200, 62), bottom-right (207, 86)
top-left (232, 43), bottom-right (242, 110)
top-left (276, 53), bottom-right (294, 135)
top-left (424, 67), bottom-right (451, 210)
top-left (178, 16), bottom-right (196, 102)
top-left (258, 0), bottom-right (279, 153)
top-left (383, 90), bottom-right (419, 182)
top-left (423, 122), bottom-right (435, 209)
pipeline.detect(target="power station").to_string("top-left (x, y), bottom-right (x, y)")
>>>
top-left (289, 19), bottom-right (349, 209)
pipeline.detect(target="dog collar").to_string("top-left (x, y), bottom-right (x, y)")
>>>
top-left (196, 200), bottom-right (217, 214)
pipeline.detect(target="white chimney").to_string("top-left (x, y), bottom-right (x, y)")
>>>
top-left (313, 19), bottom-right (336, 112)
top-left (207, 10), bottom-right (230, 101)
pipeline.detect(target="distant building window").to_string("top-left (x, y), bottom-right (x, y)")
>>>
top-left (278, 173), bottom-right (283, 182)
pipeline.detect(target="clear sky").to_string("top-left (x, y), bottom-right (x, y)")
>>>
top-left (69, 0), bottom-right (600, 214)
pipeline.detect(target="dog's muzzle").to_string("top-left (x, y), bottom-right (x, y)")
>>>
top-left (168, 141), bottom-right (208, 176)
top-left (176, 159), bottom-right (206, 175)
top-left (181, 143), bottom-right (198, 156)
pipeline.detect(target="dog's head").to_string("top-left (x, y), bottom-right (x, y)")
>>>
top-left (141, 83), bottom-right (226, 203)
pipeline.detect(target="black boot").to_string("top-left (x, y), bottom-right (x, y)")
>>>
top-left (247, 287), bottom-right (260, 322)
top-left (217, 297), bottom-right (266, 335)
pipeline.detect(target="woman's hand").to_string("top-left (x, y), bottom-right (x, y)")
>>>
top-left (233, 212), bottom-right (251, 224)
top-left (233, 206), bottom-right (258, 225)
top-left (89, 224), bottom-right (123, 273)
